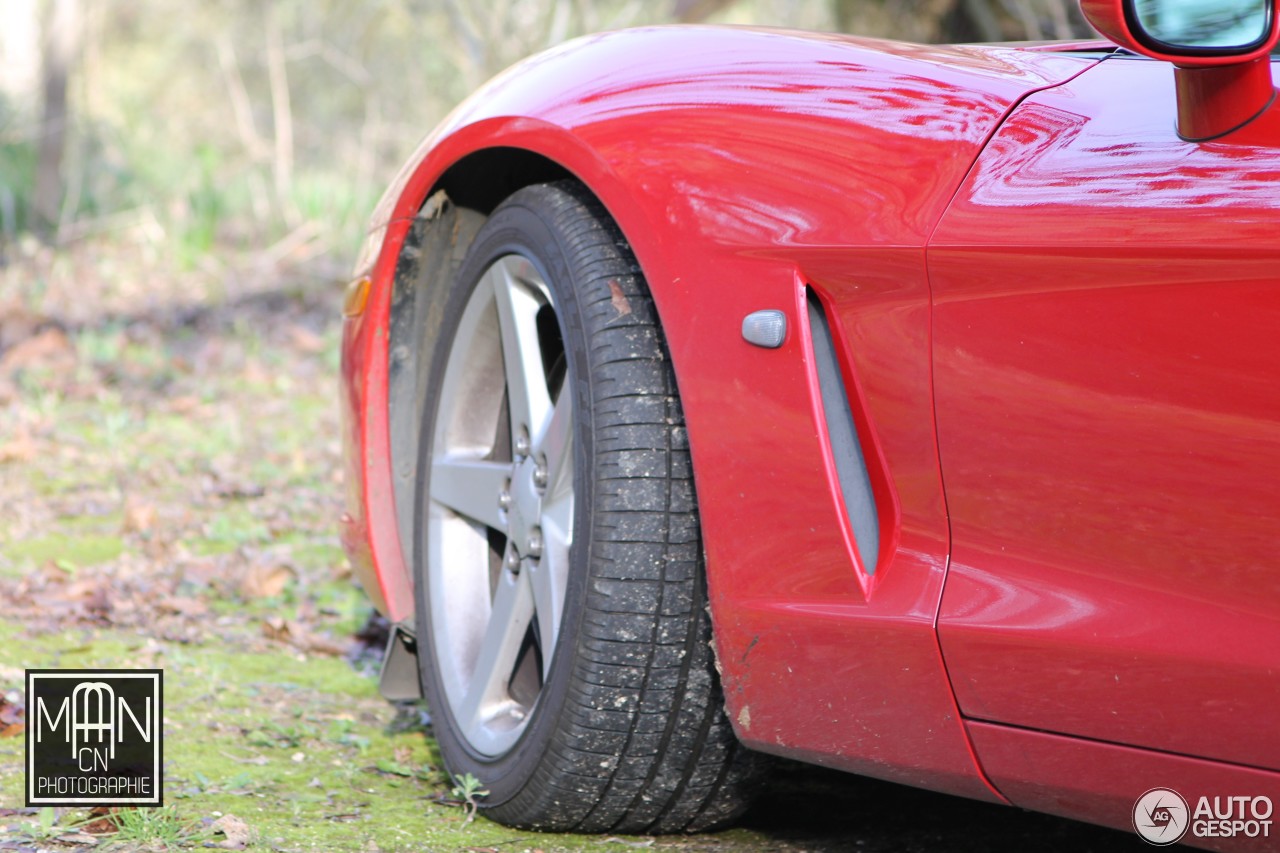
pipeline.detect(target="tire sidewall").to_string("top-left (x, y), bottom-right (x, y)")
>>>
top-left (413, 191), bottom-right (595, 806)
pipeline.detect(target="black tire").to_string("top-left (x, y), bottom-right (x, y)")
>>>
top-left (412, 181), bottom-right (763, 833)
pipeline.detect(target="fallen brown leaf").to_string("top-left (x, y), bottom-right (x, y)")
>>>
top-left (167, 394), bottom-right (201, 414)
top-left (261, 618), bottom-right (344, 656)
top-left (158, 596), bottom-right (208, 617)
top-left (0, 692), bottom-right (24, 726)
top-left (0, 326), bottom-right (75, 377)
top-left (82, 806), bottom-right (119, 834)
top-left (209, 813), bottom-right (251, 850)
top-left (239, 562), bottom-right (293, 599)
top-left (122, 497), bottom-right (157, 534)
top-left (0, 303), bottom-right (48, 351)
top-left (0, 430), bottom-right (36, 464)
top-left (0, 722), bottom-right (24, 738)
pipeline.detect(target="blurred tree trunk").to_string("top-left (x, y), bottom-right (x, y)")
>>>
top-left (674, 0), bottom-right (738, 23)
top-left (33, 0), bottom-right (79, 239)
top-left (832, 0), bottom-right (862, 33)
top-left (833, 0), bottom-right (1091, 42)
top-left (960, 0), bottom-right (1003, 40)
top-left (833, 0), bottom-right (966, 42)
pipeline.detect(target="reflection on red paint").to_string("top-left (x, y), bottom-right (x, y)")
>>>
top-left (341, 25), bottom-right (1097, 801)
top-left (934, 56), bottom-right (1280, 771)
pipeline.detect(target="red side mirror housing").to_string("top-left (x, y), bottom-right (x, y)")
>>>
top-left (1081, 0), bottom-right (1280, 140)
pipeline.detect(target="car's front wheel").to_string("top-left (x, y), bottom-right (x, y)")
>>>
top-left (413, 181), bottom-right (762, 832)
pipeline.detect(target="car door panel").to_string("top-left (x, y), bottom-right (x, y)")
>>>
top-left (930, 56), bottom-right (1280, 770)
top-left (967, 721), bottom-right (1280, 847)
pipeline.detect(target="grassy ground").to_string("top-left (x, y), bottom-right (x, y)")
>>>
top-left (0, 236), bottom-right (1135, 853)
top-left (0, 234), bottom-right (569, 851)
top-left (0, 236), bottom-right (793, 853)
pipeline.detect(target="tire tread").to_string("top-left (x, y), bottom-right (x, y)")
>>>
top-left (481, 181), bottom-right (765, 833)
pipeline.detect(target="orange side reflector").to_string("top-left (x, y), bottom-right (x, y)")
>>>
top-left (343, 277), bottom-right (371, 317)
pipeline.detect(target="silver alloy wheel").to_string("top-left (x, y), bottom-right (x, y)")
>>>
top-left (411, 184), bottom-right (763, 831)
top-left (426, 253), bottom-right (573, 758)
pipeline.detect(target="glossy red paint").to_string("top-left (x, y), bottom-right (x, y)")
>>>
top-left (342, 216), bottom-right (415, 621)
top-left (338, 25), bottom-right (1098, 799)
top-left (931, 51), bottom-right (1280, 782)
top-left (968, 722), bottom-right (1280, 851)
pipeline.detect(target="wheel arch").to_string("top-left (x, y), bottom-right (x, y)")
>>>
top-left (432, 146), bottom-right (574, 215)
top-left (358, 117), bottom-right (693, 628)
top-left (348, 27), bottom-right (1098, 632)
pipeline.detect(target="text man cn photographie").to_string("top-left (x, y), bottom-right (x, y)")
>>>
top-left (26, 670), bottom-right (163, 806)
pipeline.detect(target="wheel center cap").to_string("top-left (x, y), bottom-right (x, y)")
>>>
top-left (507, 456), bottom-right (542, 556)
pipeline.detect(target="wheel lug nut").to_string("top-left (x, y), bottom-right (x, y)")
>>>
top-left (515, 429), bottom-right (530, 457)
top-left (505, 548), bottom-right (521, 571)
top-left (498, 485), bottom-right (512, 511)
top-left (533, 462), bottom-right (548, 490)
top-left (528, 527), bottom-right (543, 558)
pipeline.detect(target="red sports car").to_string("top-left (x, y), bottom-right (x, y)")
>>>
top-left (340, 0), bottom-right (1280, 847)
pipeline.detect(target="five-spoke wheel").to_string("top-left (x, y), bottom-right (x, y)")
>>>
top-left (426, 254), bottom-right (572, 756)
top-left (413, 182), bottom-right (762, 833)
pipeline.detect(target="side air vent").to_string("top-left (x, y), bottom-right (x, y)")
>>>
top-left (807, 290), bottom-right (880, 574)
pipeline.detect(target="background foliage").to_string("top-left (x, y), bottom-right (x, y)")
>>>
top-left (0, 3), bottom-right (1127, 850)
top-left (1, 0), bottom-right (1094, 268)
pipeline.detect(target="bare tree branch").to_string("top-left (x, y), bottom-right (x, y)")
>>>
top-left (443, 0), bottom-right (488, 86)
top-left (217, 34), bottom-right (267, 161)
top-left (266, 7), bottom-right (298, 226)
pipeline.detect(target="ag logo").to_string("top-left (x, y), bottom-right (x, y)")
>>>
top-left (26, 670), bottom-right (163, 806)
top-left (1134, 787), bottom-right (1190, 846)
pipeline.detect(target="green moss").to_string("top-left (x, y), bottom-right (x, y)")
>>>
top-left (142, 414), bottom-right (241, 460)
top-left (0, 611), bottom-right (801, 852)
top-left (199, 507), bottom-right (271, 550)
top-left (50, 512), bottom-right (124, 533)
top-left (289, 542), bottom-right (345, 571)
top-left (0, 295), bottom-right (796, 851)
top-left (4, 532), bottom-right (124, 568)
top-left (0, 625), bottom-right (637, 852)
